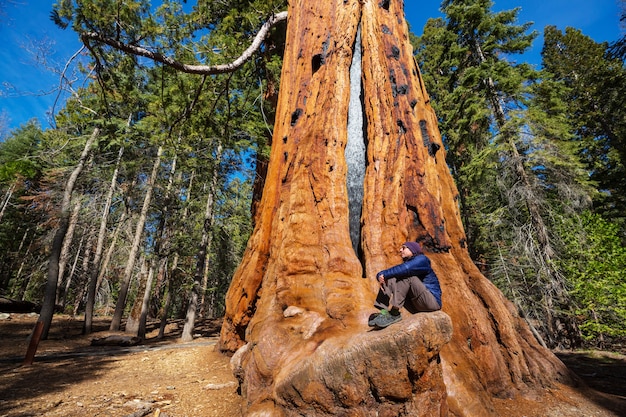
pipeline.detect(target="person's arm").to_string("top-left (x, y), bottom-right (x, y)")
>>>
top-left (377, 255), bottom-right (431, 280)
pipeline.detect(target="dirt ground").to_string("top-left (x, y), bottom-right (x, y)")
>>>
top-left (0, 314), bottom-right (240, 417)
top-left (1, 313), bottom-right (625, 417)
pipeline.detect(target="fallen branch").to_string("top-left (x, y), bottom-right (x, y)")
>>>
top-left (81, 11), bottom-right (288, 75)
top-left (123, 407), bottom-right (152, 417)
top-left (91, 334), bottom-right (142, 346)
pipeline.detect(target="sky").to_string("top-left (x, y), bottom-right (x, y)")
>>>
top-left (0, 0), bottom-right (623, 134)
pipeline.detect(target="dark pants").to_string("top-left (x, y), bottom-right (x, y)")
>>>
top-left (374, 276), bottom-right (440, 313)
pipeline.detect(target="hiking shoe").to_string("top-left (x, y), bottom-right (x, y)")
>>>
top-left (368, 310), bottom-right (385, 327)
top-left (372, 310), bottom-right (402, 328)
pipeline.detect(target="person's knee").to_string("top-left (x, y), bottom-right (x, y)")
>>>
top-left (409, 293), bottom-right (440, 312)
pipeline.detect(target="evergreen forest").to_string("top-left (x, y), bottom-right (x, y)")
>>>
top-left (0, 0), bottom-right (624, 351)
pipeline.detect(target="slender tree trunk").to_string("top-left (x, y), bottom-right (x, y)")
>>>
top-left (96, 210), bottom-right (127, 294)
top-left (158, 170), bottom-right (194, 338)
top-left (157, 259), bottom-right (176, 339)
top-left (61, 231), bottom-right (85, 309)
top-left (181, 152), bottom-right (220, 341)
top-left (55, 198), bottom-right (82, 305)
top-left (128, 149), bottom-right (178, 336)
top-left (125, 255), bottom-right (148, 335)
top-left (181, 288), bottom-right (199, 342)
top-left (72, 229), bottom-right (95, 316)
top-left (0, 181), bottom-right (15, 224)
top-left (147, 151), bottom-right (177, 317)
top-left (37, 127), bottom-right (99, 340)
top-left (84, 146), bottom-right (124, 334)
top-left (199, 244), bottom-right (213, 317)
top-left (110, 145), bottom-right (163, 331)
top-left (13, 231), bottom-right (32, 300)
top-left (137, 260), bottom-right (156, 338)
top-left (198, 164), bottom-right (220, 318)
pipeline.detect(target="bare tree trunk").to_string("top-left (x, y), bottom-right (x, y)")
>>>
top-left (157, 170), bottom-right (194, 337)
top-left (125, 255), bottom-right (148, 335)
top-left (199, 245), bottom-right (212, 317)
top-left (61, 231), bottom-right (85, 309)
top-left (72, 229), bottom-right (95, 316)
top-left (37, 127), bottom-right (99, 340)
top-left (218, 2), bottom-right (573, 416)
top-left (181, 288), bottom-right (199, 342)
top-left (110, 145), bottom-right (163, 331)
top-left (12, 229), bottom-right (32, 300)
top-left (474, 40), bottom-right (579, 345)
top-left (198, 171), bottom-right (219, 318)
top-left (55, 198), bottom-right (82, 305)
top-left (181, 152), bottom-right (220, 341)
top-left (157, 259), bottom-right (175, 339)
top-left (84, 146), bottom-right (124, 334)
top-left (136, 260), bottom-right (156, 338)
top-left (145, 151), bottom-right (177, 318)
top-left (96, 210), bottom-right (127, 294)
top-left (0, 181), bottom-right (15, 224)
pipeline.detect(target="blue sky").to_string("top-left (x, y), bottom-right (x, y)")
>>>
top-left (0, 0), bottom-right (622, 133)
top-left (404, 0), bottom-right (623, 64)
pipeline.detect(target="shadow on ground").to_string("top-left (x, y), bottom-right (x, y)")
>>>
top-left (556, 350), bottom-right (626, 415)
top-left (2, 314), bottom-right (626, 417)
top-left (0, 315), bottom-right (223, 416)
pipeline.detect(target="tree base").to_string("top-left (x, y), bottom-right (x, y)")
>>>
top-left (231, 311), bottom-right (453, 416)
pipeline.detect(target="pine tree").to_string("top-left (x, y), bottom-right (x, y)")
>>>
top-left (542, 26), bottom-right (626, 234)
top-left (414, 0), bottom-right (536, 259)
top-left (0, 122), bottom-right (46, 294)
top-left (414, 0), bottom-right (594, 346)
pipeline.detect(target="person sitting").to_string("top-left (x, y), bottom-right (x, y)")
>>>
top-left (369, 241), bottom-right (442, 329)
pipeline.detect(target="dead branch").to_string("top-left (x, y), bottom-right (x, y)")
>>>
top-left (80, 11), bottom-right (288, 75)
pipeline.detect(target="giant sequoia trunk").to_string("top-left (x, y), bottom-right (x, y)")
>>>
top-left (218, 1), bottom-right (572, 415)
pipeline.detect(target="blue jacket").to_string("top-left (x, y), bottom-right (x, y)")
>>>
top-left (377, 254), bottom-right (442, 307)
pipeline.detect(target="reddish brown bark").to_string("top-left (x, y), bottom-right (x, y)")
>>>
top-left (219, 0), bottom-right (572, 415)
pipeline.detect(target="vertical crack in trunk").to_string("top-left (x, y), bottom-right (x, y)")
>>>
top-left (346, 24), bottom-right (366, 264)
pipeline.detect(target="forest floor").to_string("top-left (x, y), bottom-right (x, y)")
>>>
top-left (1, 313), bottom-right (625, 417)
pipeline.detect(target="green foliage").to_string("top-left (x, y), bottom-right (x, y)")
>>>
top-left (556, 212), bottom-right (626, 344)
top-left (542, 26), bottom-right (626, 234)
top-left (206, 176), bottom-right (253, 317)
top-left (414, 0), bottom-right (603, 347)
top-left (0, 122), bottom-right (44, 183)
top-left (2, 0), bottom-right (622, 353)
top-left (0, 122), bottom-right (50, 298)
top-left (1, 0), bottom-right (286, 326)
top-left (414, 0), bottom-right (540, 258)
